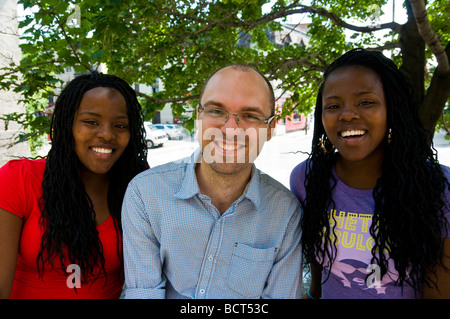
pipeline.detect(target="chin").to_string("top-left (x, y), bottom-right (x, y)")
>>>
top-left (209, 162), bottom-right (252, 176)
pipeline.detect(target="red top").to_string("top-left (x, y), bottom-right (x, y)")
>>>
top-left (0, 159), bottom-right (124, 299)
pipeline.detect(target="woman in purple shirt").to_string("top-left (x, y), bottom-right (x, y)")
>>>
top-left (290, 49), bottom-right (450, 299)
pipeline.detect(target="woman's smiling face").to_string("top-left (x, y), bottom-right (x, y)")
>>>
top-left (72, 86), bottom-right (130, 176)
top-left (321, 65), bottom-right (387, 164)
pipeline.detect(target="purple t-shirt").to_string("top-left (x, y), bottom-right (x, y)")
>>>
top-left (290, 160), bottom-right (450, 299)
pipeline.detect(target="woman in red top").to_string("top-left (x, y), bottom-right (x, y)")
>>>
top-left (0, 72), bottom-right (149, 298)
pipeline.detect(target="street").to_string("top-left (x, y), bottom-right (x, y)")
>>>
top-left (36, 127), bottom-right (450, 189)
top-left (146, 129), bottom-right (313, 189)
top-left (147, 128), bottom-right (450, 189)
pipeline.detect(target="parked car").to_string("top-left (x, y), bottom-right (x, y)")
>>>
top-left (153, 124), bottom-right (184, 140)
top-left (172, 124), bottom-right (192, 137)
top-left (144, 122), bottom-right (168, 148)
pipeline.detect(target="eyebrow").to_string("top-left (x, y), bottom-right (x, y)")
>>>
top-left (78, 111), bottom-right (129, 119)
top-left (355, 91), bottom-right (378, 96)
top-left (323, 91), bottom-right (379, 100)
top-left (202, 100), bottom-right (226, 109)
top-left (202, 100), bottom-right (265, 115)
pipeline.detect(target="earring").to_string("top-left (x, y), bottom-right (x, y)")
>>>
top-left (319, 134), bottom-right (331, 154)
top-left (387, 128), bottom-right (392, 144)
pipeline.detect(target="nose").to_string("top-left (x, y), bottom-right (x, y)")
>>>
top-left (97, 124), bottom-right (115, 141)
top-left (222, 113), bottom-right (240, 129)
top-left (339, 104), bottom-right (360, 121)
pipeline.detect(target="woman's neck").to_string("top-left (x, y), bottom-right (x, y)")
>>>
top-left (335, 152), bottom-right (384, 190)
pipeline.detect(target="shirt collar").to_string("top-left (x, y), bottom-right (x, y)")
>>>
top-left (239, 165), bottom-right (262, 210)
top-left (174, 149), bottom-right (263, 211)
top-left (173, 149), bottom-right (202, 200)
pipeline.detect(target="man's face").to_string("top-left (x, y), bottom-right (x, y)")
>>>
top-left (197, 67), bottom-right (275, 176)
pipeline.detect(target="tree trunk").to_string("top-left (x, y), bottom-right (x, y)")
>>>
top-left (400, 1), bottom-right (450, 142)
top-left (399, 1), bottom-right (425, 112)
top-left (418, 43), bottom-right (450, 142)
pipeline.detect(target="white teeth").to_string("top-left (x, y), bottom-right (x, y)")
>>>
top-left (218, 142), bottom-right (238, 151)
top-left (92, 147), bottom-right (112, 154)
top-left (341, 130), bottom-right (365, 137)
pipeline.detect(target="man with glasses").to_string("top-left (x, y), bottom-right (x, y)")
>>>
top-left (122, 64), bottom-right (302, 299)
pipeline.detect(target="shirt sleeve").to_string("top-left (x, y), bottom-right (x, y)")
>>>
top-left (262, 198), bottom-right (303, 299)
top-left (289, 160), bottom-right (307, 204)
top-left (0, 160), bottom-right (29, 218)
top-left (122, 179), bottom-right (166, 299)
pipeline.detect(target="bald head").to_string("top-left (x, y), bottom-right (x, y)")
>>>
top-left (199, 64), bottom-right (275, 116)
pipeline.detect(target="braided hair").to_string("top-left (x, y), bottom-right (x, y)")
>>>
top-left (37, 72), bottom-right (149, 283)
top-left (302, 48), bottom-right (449, 292)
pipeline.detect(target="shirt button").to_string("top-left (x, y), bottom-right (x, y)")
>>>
top-left (208, 255), bottom-right (213, 261)
top-left (199, 289), bottom-right (205, 294)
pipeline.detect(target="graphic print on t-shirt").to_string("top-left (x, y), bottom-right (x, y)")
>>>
top-left (289, 160), bottom-right (450, 298)
top-left (322, 208), bottom-right (403, 297)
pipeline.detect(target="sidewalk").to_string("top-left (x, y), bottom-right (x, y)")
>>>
top-left (433, 130), bottom-right (450, 167)
top-left (255, 128), bottom-right (312, 188)
top-left (34, 127), bottom-right (449, 189)
top-left (256, 128), bottom-right (450, 189)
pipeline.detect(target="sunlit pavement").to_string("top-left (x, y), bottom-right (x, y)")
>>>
top-left (36, 127), bottom-right (449, 189)
top-left (34, 127), bottom-right (449, 300)
top-left (146, 128), bottom-right (450, 189)
top-left (432, 130), bottom-right (450, 168)
top-left (146, 129), bottom-right (313, 189)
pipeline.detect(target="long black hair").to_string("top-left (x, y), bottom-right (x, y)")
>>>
top-left (37, 72), bottom-right (149, 283)
top-left (301, 48), bottom-right (449, 291)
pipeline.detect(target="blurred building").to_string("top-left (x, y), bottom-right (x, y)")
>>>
top-left (239, 24), bottom-right (311, 134)
top-left (0, 0), bottom-right (30, 165)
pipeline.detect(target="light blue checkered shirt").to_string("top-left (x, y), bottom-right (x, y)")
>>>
top-left (122, 150), bottom-right (303, 299)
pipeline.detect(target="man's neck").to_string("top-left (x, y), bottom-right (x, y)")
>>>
top-left (195, 161), bottom-right (253, 215)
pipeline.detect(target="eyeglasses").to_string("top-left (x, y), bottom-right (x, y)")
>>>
top-left (198, 103), bottom-right (275, 127)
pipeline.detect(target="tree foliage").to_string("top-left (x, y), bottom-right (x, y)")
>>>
top-left (0, 0), bottom-right (449, 148)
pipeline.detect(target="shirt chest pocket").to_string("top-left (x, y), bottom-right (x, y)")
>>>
top-left (226, 242), bottom-right (278, 298)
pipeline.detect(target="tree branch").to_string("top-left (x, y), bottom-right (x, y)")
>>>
top-left (135, 90), bottom-right (199, 104)
top-left (409, 0), bottom-right (449, 74)
top-left (168, 2), bottom-right (402, 36)
top-left (266, 53), bottom-right (327, 80)
top-left (266, 5), bottom-right (402, 33)
top-left (366, 42), bottom-right (402, 51)
top-left (241, 4), bottom-right (400, 33)
top-left (54, 15), bottom-right (93, 72)
top-left (0, 60), bottom-right (63, 79)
